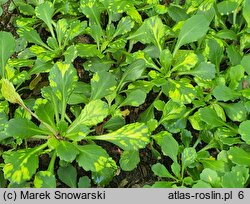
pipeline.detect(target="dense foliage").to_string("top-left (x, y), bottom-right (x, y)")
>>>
top-left (0, 0), bottom-right (250, 188)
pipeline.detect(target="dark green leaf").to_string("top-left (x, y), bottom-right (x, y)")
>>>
top-left (213, 85), bottom-right (240, 102)
top-left (76, 144), bottom-right (117, 185)
top-left (57, 165), bottom-right (77, 188)
top-left (221, 103), bottom-right (247, 122)
top-left (243, 0), bottom-right (250, 27)
top-left (239, 120), bottom-right (250, 145)
top-left (76, 44), bottom-right (103, 58)
top-left (217, 1), bottom-right (238, 15)
top-left (121, 59), bottom-right (146, 83)
top-left (154, 131), bottom-right (179, 163)
top-left (187, 62), bottom-right (216, 80)
top-left (152, 163), bottom-right (174, 179)
top-left (90, 70), bottom-right (117, 100)
top-left (34, 99), bottom-right (56, 129)
top-left (7, 118), bottom-right (47, 139)
top-left (200, 168), bottom-right (220, 187)
top-left (227, 147), bottom-right (250, 166)
top-left (119, 89), bottom-right (147, 107)
top-left (120, 150), bottom-right (140, 171)
top-left (199, 107), bottom-right (226, 128)
top-left (113, 16), bottom-right (134, 38)
top-left (48, 138), bottom-right (79, 162)
top-left (222, 166), bottom-right (249, 188)
top-left (0, 31), bottom-right (15, 78)
top-left (174, 14), bottom-right (210, 55)
top-left (78, 176), bottom-right (91, 188)
top-left (17, 27), bottom-right (49, 49)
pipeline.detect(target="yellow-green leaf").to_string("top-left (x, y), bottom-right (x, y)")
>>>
top-left (68, 100), bottom-right (109, 133)
top-left (34, 171), bottom-right (56, 188)
top-left (1, 79), bottom-right (23, 105)
top-left (3, 148), bottom-right (40, 184)
top-left (76, 144), bottom-right (117, 185)
top-left (88, 123), bottom-right (150, 150)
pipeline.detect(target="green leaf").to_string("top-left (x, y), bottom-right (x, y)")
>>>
top-left (48, 138), bottom-right (79, 163)
top-left (121, 59), bottom-right (146, 84)
top-left (90, 70), bottom-right (117, 100)
top-left (200, 168), bottom-right (220, 187)
top-left (160, 49), bottom-right (172, 73)
top-left (192, 180), bottom-right (212, 188)
top-left (18, 3), bottom-right (35, 16)
top-left (239, 120), bottom-right (250, 145)
top-left (152, 163), bottom-right (174, 179)
top-left (49, 62), bottom-right (78, 120)
top-left (49, 62), bottom-right (78, 103)
top-left (78, 176), bottom-right (91, 188)
top-left (243, 0), bottom-right (250, 27)
top-left (120, 150), bottom-right (140, 171)
top-left (154, 131), bottom-right (179, 163)
top-left (228, 65), bottom-right (245, 89)
top-left (227, 45), bottom-right (242, 67)
top-left (186, 62), bottom-right (216, 80)
top-left (221, 102), bottom-right (247, 122)
top-left (222, 166), bottom-right (249, 188)
top-left (34, 171), bottom-right (56, 188)
top-left (67, 100), bottom-right (109, 134)
top-left (113, 16), bottom-right (134, 38)
top-left (228, 147), bottom-right (250, 166)
top-left (17, 27), bottom-right (49, 49)
top-left (77, 144), bottom-right (116, 171)
top-left (80, 0), bottom-right (103, 25)
top-left (173, 51), bottom-right (198, 72)
top-left (171, 162), bottom-right (181, 178)
top-left (92, 160), bottom-right (117, 186)
top-left (6, 118), bottom-right (47, 139)
top-left (165, 79), bottom-right (196, 104)
top-left (167, 5), bottom-right (189, 22)
top-left (241, 54), bottom-right (250, 76)
top-left (89, 123), bottom-right (149, 151)
top-left (199, 107), bottom-right (226, 128)
top-left (0, 101), bottom-right (8, 132)
top-left (213, 85), bottom-right (240, 102)
top-left (217, 1), bottom-right (238, 15)
top-left (57, 165), bottom-right (77, 188)
top-left (34, 99), bottom-right (56, 129)
top-left (201, 160), bottom-right (225, 173)
top-left (160, 100), bottom-right (186, 122)
top-left (0, 31), bottom-right (16, 78)
top-left (3, 147), bottom-right (40, 184)
top-left (76, 144), bottom-right (117, 185)
top-left (182, 147), bottom-right (197, 169)
top-left (128, 16), bottom-right (166, 50)
top-left (103, 116), bottom-right (125, 131)
top-left (174, 14), bottom-right (210, 56)
top-left (1, 79), bottom-right (23, 105)
top-left (76, 44), bottom-right (103, 58)
top-left (189, 111), bottom-right (206, 130)
top-left (119, 89), bottom-right (147, 107)
top-left (35, 1), bottom-right (55, 37)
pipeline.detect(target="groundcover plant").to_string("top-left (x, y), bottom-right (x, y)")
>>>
top-left (0, 0), bottom-right (250, 188)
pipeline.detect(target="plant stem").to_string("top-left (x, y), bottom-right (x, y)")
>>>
top-left (48, 151), bottom-right (57, 173)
